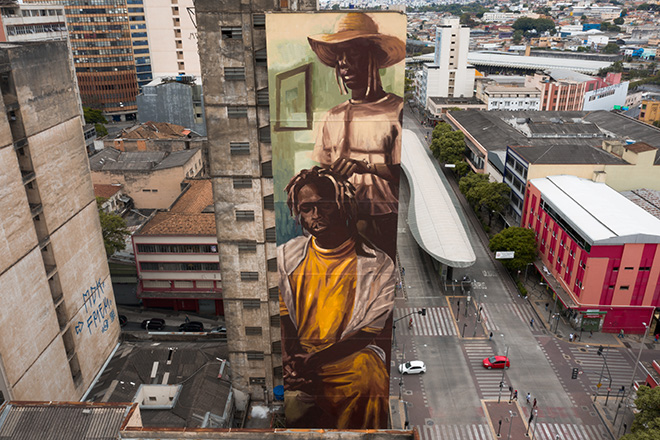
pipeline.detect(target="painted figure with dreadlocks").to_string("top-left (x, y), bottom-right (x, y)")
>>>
top-left (277, 166), bottom-right (395, 429)
top-left (307, 12), bottom-right (405, 260)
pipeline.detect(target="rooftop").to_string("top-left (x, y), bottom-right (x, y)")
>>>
top-left (449, 110), bottom-right (660, 165)
top-left (89, 148), bottom-right (200, 172)
top-left (94, 183), bottom-right (123, 199)
top-left (138, 179), bottom-right (216, 236)
top-left (510, 144), bottom-right (626, 165)
top-left (116, 121), bottom-right (198, 140)
top-left (85, 341), bottom-right (232, 429)
top-left (531, 175), bottom-right (660, 246)
top-left (0, 401), bottom-right (134, 440)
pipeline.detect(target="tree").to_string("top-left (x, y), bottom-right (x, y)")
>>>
top-left (97, 197), bottom-right (129, 257)
top-left (458, 173), bottom-right (510, 225)
top-left (489, 227), bottom-right (537, 271)
top-left (613, 17), bottom-right (624, 25)
top-left (458, 173), bottom-right (489, 204)
top-left (601, 42), bottom-right (620, 54)
top-left (512, 17), bottom-right (555, 35)
top-left (83, 107), bottom-right (107, 124)
top-left (581, 14), bottom-right (588, 22)
top-left (95, 123), bottom-right (108, 137)
top-left (431, 129), bottom-right (466, 163)
top-left (512, 30), bottom-right (524, 44)
top-left (620, 386), bottom-right (660, 440)
top-left (460, 13), bottom-right (476, 27)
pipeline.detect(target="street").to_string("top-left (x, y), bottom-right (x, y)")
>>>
top-left (391, 108), bottom-right (656, 440)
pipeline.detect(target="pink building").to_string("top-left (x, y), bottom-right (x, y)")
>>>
top-left (523, 175), bottom-right (660, 334)
top-left (526, 70), bottom-right (623, 111)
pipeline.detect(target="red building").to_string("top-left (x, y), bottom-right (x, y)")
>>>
top-left (523, 175), bottom-right (660, 334)
top-left (526, 70), bottom-right (623, 111)
top-left (133, 180), bottom-right (223, 315)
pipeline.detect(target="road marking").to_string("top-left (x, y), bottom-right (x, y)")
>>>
top-left (419, 423), bottom-right (495, 440)
top-left (395, 307), bottom-right (457, 336)
top-left (532, 423), bottom-right (607, 440)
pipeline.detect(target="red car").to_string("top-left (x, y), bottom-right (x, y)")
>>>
top-left (483, 356), bottom-right (510, 369)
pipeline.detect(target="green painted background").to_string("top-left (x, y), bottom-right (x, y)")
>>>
top-left (266, 11), bottom-right (406, 244)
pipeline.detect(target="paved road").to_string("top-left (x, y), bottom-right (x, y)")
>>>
top-left (391, 108), bottom-right (632, 439)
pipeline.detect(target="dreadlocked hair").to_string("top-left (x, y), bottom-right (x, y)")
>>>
top-left (285, 166), bottom-right (359, 237)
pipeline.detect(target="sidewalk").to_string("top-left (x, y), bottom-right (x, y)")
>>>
top-left (484, 401), bottom-right (531, 439)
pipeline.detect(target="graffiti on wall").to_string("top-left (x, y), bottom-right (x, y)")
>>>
top-left (74, 278), bottom-right (116, 336)
top-left (267, 12), bottom-right (406, 429)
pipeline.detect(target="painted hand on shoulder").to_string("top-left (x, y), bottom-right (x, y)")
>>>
top-left (331, 157), bottom-right (371, 178)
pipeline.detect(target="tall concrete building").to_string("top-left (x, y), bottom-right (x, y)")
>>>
top-left (143, 0), bottom-right (199, 77)
top-left (196, 0), bottom-right (317, 399)
top-left (0, 41), bottom-right (120, 404)
top-left (0, 1), bottom-right (68, 43)
top-left (415, 18), bottom-right (475, 107)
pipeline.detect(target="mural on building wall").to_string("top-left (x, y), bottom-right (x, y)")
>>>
top-left (267, 12), bottom-right (406, 429)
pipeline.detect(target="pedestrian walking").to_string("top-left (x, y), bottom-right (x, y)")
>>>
top-left (545, 303), bottom-right (549, 311)
top-left (513, 390), bottom-right (518, 401)
top-left (655, 334), bottom-right (659, 343)
top-left (401, 266), bottom-right (405, 276)
top-left (530, 318), bottom-right (535, 328)
top-left (526, 393), bottom-right (531, 404)
top-left (185, 314), bottom-right (190, 323)
top-left (489, 331), bottom-right (493, 341)
top-left (619, 329), bottom-right (625, 339)
top-left (532, 398), bottom-right (537, 409)
top-left (589, 330), bottom-right (593, 338)
top-left (569, 333), bottom-right (574, 342)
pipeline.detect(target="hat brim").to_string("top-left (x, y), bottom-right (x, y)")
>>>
top-left (308, 33), bottom-right (405, 69)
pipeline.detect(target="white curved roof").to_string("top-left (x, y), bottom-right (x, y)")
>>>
top-left (401, 129), bottom-right (476, 268)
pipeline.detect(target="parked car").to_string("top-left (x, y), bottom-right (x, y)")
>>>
top-left (483, 355), bottom-right (510, 369)
top-left (178, 321), bottom-right (204, 332)
top-left (210, 326), bottom-right (227, 334)
top-left (398, 360), bottom-right (426, 374)
top-left (141, 318), bottom-right (165, 331)
top-left (118, 315), bottom-right (128, 327)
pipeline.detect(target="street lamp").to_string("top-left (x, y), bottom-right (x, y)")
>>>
top-left (619, 321), bottom-right (651, 435)
top-left (530, 409), bottom-right (539, 440)
top-left (497, 345), bottom-right (509, 403)
top-left (507, 410), bottom-right (515, 440)
top-left (393, 308), bottom-right (426, 348)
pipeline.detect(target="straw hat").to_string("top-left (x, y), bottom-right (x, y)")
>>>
top-left (307, 12), bottom-right (405, 69)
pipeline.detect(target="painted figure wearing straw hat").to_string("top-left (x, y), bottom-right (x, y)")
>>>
top-left (309, 12), bottom-right (405, 260)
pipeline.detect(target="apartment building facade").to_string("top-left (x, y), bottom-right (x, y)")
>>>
top-left (196, 0), bottom-right (317, 399)
top-left (0, 41), bottom-right (120, 403)
top-left (0, 2), bottom-right (68, 42)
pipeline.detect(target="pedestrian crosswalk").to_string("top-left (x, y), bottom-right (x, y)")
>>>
top-left (479, 302), bottom-right (536, 332)
top-left (416, 422), bottom-right (607, 440)
top-left (531, 423), bottom-right (609, 440)
top-left (465, 341), bottom-right (508, 400)
top-left (568, 345), bottom-right (633, 391)
top-left (417, 423), bottom-right (494, 440)
top-left (395, 307), bottom-right (457, 336)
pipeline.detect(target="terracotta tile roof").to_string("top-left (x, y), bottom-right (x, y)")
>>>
top-left (94, 184), bottom-right (122, 199)
top-left (118, 121), bottom-right (190, 140)
top-left (627, 142), bottom-right (656, 153)
top-left (139, 180), bottom-right (216, 236)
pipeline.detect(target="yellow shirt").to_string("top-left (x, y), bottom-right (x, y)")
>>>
top-left (286, 237), bottom-right (357, 354)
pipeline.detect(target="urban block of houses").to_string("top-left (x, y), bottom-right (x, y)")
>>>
top-left (106, 121), bottom-right (205, 153)
top-left (133, 179), bottom-right (222, 315)
top-left (524, 175), bottom-right (660, 334)
top-left (89, 147), bottom-right (203, 209)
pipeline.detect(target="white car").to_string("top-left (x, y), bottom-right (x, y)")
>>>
top-left (398, 360), bottom-right (426, 374)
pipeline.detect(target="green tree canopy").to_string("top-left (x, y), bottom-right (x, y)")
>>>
top-left (489, 227), bottom-right (537, 271)
top-left (459, 173), bottom-right (510, 225)
top-left (512, 17), bottom-right (555, 34)
top-left (512, 30), bottom-right (524, 44)
top-left (621, 386), bottom-right (660, 440)
top-left (458, 173), bottom-right (489, 204)
top-left (83, 107), bottom-right (107, 124)
top-left (97, 197), bottom-right (129, 257)
top-left (613, 17), bottom-right (624, 25)
top-left (601, 42), bottom-right (621, 54)
top-left (460, 13), bottom-right (476, 27)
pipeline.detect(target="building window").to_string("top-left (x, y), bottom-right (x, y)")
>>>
top-left (233, 176), bottom-right (252, 188)
top-left (612, 267), bottom-right (619, 271)
top-left (263, 194), bottom-right (274, 210)
top-left (241, 271), bottom-right (259, 281)
top-left (268, 286), bottom-right (279, 300)
top-left (262, 160), bottom-right (273, 178)
top-left (265, 227), bottom-right (276, 242)
top-left (256, 88), bottom-right (269, 106)
top-left (249, 377), bottom-right (266, 385)
top-left (221, 26), bottom-right (242, 39)
top-left (259, 125), bottom-right (271, 143)
top-left (272, 340), bottom-right (282, 354)
top-left (620, 285), bottom-right (629, 290)
top-left (227, 106), bottom-right (248, 118)
top-left (230, 142), bottom-right (250, 155)
top-left (270, 314), bottom-right (281, 327)
top-left (245, 327), bottom-right (262, 336)
top-left (243, 299), bottom-right (261, 309)
top-left (237, 241), bottom-right (257, 252)
top-left (255, 48), bottom-right (267, 66)
top-left (640, 267), bottom-right (651, 271)
top-left (235, 210), bottom-right (255, 221)
top-left (267, 258), bottom-right (277, 272)
top-left (225, 67), bottom-right (245, 81)
top-left (140, 262), bottom-right (220, 271)
top-left (253, 14), bottom-right (265, 29)
top-left (624, 267), bottom-right (634, 270)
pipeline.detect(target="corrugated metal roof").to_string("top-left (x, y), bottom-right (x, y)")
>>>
top-left (0, 402), bottom-right (129, 440)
